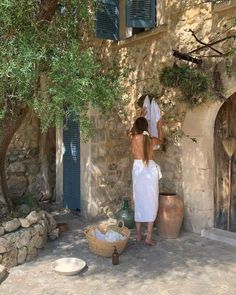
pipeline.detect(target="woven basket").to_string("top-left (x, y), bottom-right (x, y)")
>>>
top-left (84, 224), bottom-right (130, 257)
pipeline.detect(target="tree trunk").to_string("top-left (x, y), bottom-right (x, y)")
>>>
top-left (0, 0), bottom-right (58, 209)
top-left (39, 72), bottom-right (52, 201)
top-left (39, 131), bottom-right (52, 201)
top-left (0, 104), bottom-right (28, 210)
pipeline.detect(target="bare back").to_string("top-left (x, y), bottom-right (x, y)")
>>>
top-left (131, 134), bottom-right (153, 160)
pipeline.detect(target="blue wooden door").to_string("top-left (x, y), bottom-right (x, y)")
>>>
top-left (63, 118), bottom-right (80, 210)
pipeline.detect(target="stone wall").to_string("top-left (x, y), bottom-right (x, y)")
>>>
top-left (80, 0), bottom-right (236, 234)
top-left (5, 113), bottom-right (41, 203)
top-left (4, 112), bottom-right (56, 204)
top-left (0, 211), bottom-right (58, 269)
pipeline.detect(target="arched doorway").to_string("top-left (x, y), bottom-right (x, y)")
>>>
top-left (214, 93), bottom-right (236, 232)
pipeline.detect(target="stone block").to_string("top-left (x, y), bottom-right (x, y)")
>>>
top-left (17, 247), bottom-right (27, 265)
top-left (1, 248), bottom-right (17, 269)
top-left (25, 211), bottom-right (40, 226)
top-left (0, 227), bottom-right (5, 236)
top-left (26, 247), bottom-right (37, 262)
top-left (45, 213), bottom-right (57, 232)
top-left (3, 232), bottom-right (20, 246)
top-left (29, 233), bottom-right (43, 249)
top-left (4, 219), bottom-right (21, 233)
top-left (7, 162), bottom-right (26, 174)
top-left (19, 218), bottom-right (31, 228)
top-left (0, 265), bottom-right (8, 283)
top-left (16, 230), bottom-right (31, 248)
top-left (8, 175), bottom-right (28, 199)
top-left (33, 224), bottom-right (45, 236)
top-left (184, 207), bottom-right (214, 233)
top-left (0, 238), bottom-right (11, 254)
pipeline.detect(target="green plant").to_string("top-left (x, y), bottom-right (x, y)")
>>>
top-left (159, 65), bottom-right (208, 106)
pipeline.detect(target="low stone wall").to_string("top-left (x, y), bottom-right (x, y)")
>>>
top-left (0, 211), bottom-right (58, 269)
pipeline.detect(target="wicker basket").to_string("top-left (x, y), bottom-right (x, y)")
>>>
top-left (84, 224), bottom-right (130, 257)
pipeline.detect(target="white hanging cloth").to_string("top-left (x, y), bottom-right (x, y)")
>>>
top-left (143, 95), bottom-right (161, 149)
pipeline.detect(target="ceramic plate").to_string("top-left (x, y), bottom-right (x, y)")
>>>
top-left (52, 257), bottom-right (86, 276)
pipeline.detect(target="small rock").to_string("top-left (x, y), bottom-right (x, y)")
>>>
top-left (19, 218), bottom-right (31, 228)
top-left (0, 264), bottom-right (8, 283)
top-left (17, 247), bottom-right (27, 265)
top-left (0, 238), bottom-right (12, 254)
top-left (48, 228), bottom-right (59, 241)
top-left (0, 227), bottom-right (5, 236)
top-left (45, 212), bottom-right (57, 232)
top-left (4, 219), bottom-right (21, 233)
top-left (25, 211), bottom-right (40, 226)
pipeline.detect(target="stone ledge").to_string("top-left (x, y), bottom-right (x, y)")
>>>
top-left (201, 227), bottom-right (236, 247)
top-left (117, 25), bottom-right (168, 48)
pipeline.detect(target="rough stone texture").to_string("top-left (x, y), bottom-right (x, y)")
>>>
top-left (4, 219), bottom-right (21, 233)
top-left (26, 247), bottom-right (37, 262)
top-left (0, 211), bottom-right (56, 268)
top-left (1, 248), bottom-right (17, 269)
top-left (1, 112), bottom-right (55, 204)
top-left (0, 238), bottom-right (11, 254)
top-left (1, 216), bottom-right (236, 295)
top-left (48, 228), bottom-right (59, 241)
top-left (7, 175), bottom-right (28, 200)
top-left (45, 212), bottom-right (57, 231)
top-left (17, 247), bottom-right (27, 265)
top-left (0, 265), bottom-right (8, 284)
top-left (0, 227), bottom-right (5, 237)
top-left (25, 211), bottom-right (40, 226)
top-left (19, 218), bottom-right (31, 228)
top-left (76, 1), bottom-right (236, 236)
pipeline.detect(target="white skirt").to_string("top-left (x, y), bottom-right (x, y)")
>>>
top-left (132, 160), bottom-right (162, 222)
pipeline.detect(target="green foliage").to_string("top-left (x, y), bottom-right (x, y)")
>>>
top-left (0, 0), bottom-right (125, 135)
top-left (159, 65), bottom-right (208, 107)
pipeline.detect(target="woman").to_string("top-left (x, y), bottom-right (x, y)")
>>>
top-left (129, 117), bottom-right (163, 246)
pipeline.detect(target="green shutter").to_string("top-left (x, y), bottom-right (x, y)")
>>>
top-left (95, 0), bottom-right (120, 41)
top-left (126, 0), bottom-right (156, 28)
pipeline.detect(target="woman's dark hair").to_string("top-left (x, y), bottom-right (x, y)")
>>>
top-left (131, 117), bottom-right (150, 165)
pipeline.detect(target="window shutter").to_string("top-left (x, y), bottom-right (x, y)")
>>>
top-left (95, 0), bottom-right (120, 41)
top-left (63, 118), bottom-right (80, 210)
top-left (126, 0), bottom-right (156, 28)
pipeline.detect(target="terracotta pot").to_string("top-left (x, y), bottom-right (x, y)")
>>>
top-left (156, 193), bottom-right (184, 239)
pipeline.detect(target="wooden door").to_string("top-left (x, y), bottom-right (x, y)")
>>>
top-left (214, 93), bottom-right (236, 232)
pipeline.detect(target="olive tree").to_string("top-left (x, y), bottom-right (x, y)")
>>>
top-left (0, 0), bottom-right (124, 210)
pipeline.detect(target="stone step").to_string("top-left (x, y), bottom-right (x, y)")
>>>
top-left (201, 228), bottom-right (236, 247)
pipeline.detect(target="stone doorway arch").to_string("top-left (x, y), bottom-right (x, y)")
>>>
top-left (214, 92), bottom-right (236, 232)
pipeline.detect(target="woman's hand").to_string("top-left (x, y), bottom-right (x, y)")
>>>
top-left (140, 107), bottom-right (147, 117)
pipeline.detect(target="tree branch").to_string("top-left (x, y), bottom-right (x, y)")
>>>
top-left (173, 50), bottom-right (202, 64)
top-left (189, 35), bottom-right (236, 54)
top-left (188, 29), bottom-right (223, 55)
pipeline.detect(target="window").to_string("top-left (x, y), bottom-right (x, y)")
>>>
top-left (95, 0), bottom-right (157, 41)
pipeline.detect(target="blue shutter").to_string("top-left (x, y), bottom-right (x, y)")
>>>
top-left (63, 118), bottom-right (80, 210)
top-left (126, 0), bottom-right (156, 28)
top-left (95, 0), bottom-right (120, 41)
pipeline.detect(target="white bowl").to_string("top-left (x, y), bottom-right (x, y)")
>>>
top-left (52, 258), bottom-right (86, 276)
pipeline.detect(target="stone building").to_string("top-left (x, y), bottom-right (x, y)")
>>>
top-left (4, 0), bottom-right (236, 235)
